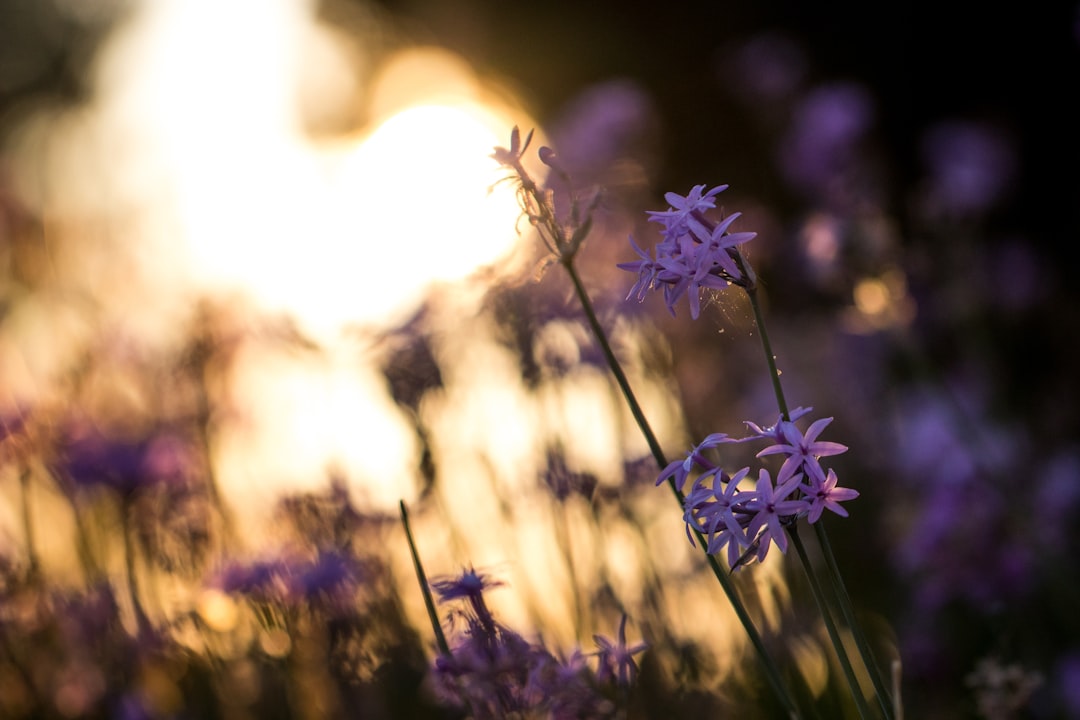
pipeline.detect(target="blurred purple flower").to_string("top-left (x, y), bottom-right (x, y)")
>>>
top-left (545, 79), bottom-right (656, 187)
top-left (214, 550), bottom-right (365, 615)
top-left (540, 448), bottom-right (598, 501)
top-left (214, 557), bottom-right (289, 602)
top-left (920, 120), bottom-right (1015, 217)
top-left (431, 566), bottom-right (506, 650)
top-left (778, 83), bottom-right (874, 203)
top-left (1033, 449), bottom-right (1080, 547)
top-left (727, 32), bottom-right (807, 106)
top-left (430, 566), bottom-right (504, 604)
top-left (292, 550), bottom-right (363, 603)
top-left (1057, 652), bottom-right (1080, 716)
top-left (56, 422), bottom-right (187, 499)
top-left (593, 614), bottom-right (648, 688)
top-left (433, 628), bottom-right (563, 719)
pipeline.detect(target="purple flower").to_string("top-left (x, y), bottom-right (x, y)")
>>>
top-left (683, 467), bottom-right (758, 568)
top-left (540, 449), bottom-right (597, 501)
top-left (214, 557), bottom-right (291, 602)
top-left (432, 627), bottom-right (545, 716)
top-left (689, 212), bottom-right (756, 280)
top-left (656, 432), bottom-right (732, 492)
top-left (655, 239), bottom-right (736, 319)
top-left (430, 566), bottom-right (504, 604)
top-left (56, 423), bottom-right (182, 499)
top-left (621, 184), bottom-right (758, 319)
top-left (745, 468), bottom-right (808, 559)
top-left (800, 468), bottom-right (859, 523)
top-left (291, 551), bottom-right (363, 603)
top-left (742, 406), bottom-right (814, 442)
top-left (920, 120), bottom-right (1015, 217)
top-left (778, 82), bottom-right (874, 203)
top-left (544, 79), bottom-right (655, 187)
top-left (431, 567), bottom-right (506, 646)
top-left (728, 32), bottom-right (807, 106)
top-left (646, 184), bottom-right (728, 237)
top-left (756, 416), bottom-right (848, 483)
top-left (616, 235), bottom-right (660, 301)
top-left (593, 614), bottom-right (648, 687)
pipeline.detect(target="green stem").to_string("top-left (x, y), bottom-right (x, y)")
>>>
top-left (560, 259), bottom-right (665, 466)
top-left (399, 500), bottom-right (452, 658)
top-left (742, 282), bottom-right (894, 718)
top-left (562, 259), bottom-right (802, 719)
top-left (18, 467), bottom-right (40, 581)
top-left (789, 529), bottom-right (873, 719)
top-left (745, 283), bottom-right (789, 422)
top-left (815, 522), bottom-right (895, 719)
top-left (121, 497), bottom-right (152, 637)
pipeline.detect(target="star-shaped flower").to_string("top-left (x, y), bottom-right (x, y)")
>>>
top-left (756, 416), bottom-right (848, 483)
top-left (800, 468), bottom-right (859, 523)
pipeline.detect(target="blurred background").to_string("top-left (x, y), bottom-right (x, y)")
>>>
top-left (1, 0), bottom-right (1078, 717)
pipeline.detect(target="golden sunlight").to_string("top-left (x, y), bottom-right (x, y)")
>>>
top-left (2, 0), bottom-right (538, 518)
top-left (93, 2), bottom-right (528, 340)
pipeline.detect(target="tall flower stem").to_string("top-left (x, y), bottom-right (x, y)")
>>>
top-left (18, 467), bottom-right (40, 581)
top-left (561, 258), bottom-right (802, 719)
top-left (789, 529), bottom-right (873, 719)
top-left (120, 497), bottom-right (151, 638)
top-left (814, 520), bottom-right (896, 719)
top-left (745, 284), bottom-right (789, 422)
top-left (740, 272), bottom-right (895, 719)
top-left (400, 500), bottom-right (452, 658)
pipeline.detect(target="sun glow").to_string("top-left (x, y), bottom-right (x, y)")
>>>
top-left (2, 1), bottom-right (538, 514)
top-left (6, 0), bottom-right (531, 343)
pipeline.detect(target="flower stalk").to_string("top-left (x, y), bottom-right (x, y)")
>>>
top-left (495, 130), bottom-right (802, 717)
top-left (493, 126), bottom-right (898, 716)
top-left (399, 500), bottom-right (452, 658)
top-left (740, 286), bottom-right (896, 719)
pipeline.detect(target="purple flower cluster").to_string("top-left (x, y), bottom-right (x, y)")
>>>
top-left (213, 549), bottom-right (366, 615)
top-left (664, 408), bottom-right (858, 569)
top-left (428, 567), bottom-right (646, 718)
top-left (618, 184), bottom-right (757, 318)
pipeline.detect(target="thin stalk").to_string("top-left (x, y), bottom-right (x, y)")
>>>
top-left (559, 259), bottom-right (665, 466)
top-left (815, 522), bottom-right (895, 719)
top-left (399, 500), bottom-right (452, 658)
top-left (789, 529), bottom-right (873, 720)
top-left (741, 280), bottom-right (894, 718)
top-left (0, 626), bottom-right (40, 711)
top-left (18, 467), bottom-right (40, 581)
top-left (745, 285), bottom-right (789, 421)
top-left (120, 498), bottom-right (152, 637)
top-left (562, 259), bottom-right (802, 719)
top-left (194, 361), bottom-right (237, 550)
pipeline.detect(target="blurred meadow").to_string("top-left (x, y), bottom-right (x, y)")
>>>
top-left (1, 0), bottom-right (1078, 718)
